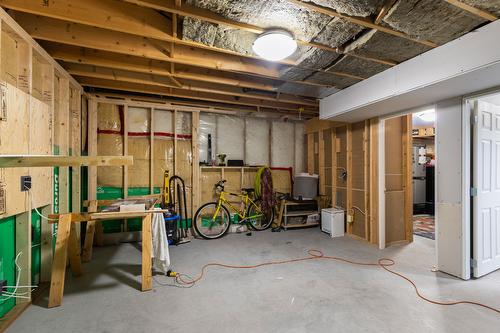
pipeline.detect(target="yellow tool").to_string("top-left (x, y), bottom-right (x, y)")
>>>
top-left (163, 170), bottom-right (170, 207)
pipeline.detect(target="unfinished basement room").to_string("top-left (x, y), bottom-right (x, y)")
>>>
top-left (1, 0), bottom-right (500, 332)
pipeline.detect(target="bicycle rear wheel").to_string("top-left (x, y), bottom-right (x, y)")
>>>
top-left (247, 199), bottom-right (274, 231)
top-left (193, 202), bottom-right (231, 239)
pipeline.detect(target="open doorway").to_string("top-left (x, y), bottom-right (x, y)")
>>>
top-left (411, 109), bottom-right (436, 241)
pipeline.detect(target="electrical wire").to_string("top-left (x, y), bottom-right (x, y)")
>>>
top-left (173, 249), bottom-right (500, 315)
top-left (24, 185), bottom-right (58, 221)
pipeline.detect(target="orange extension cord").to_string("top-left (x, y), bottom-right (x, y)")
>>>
top-left (175, 249), bottom-right (500, 315)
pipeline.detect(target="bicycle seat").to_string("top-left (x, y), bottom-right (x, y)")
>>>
top-left (241, 188), bottom-right (255, 193)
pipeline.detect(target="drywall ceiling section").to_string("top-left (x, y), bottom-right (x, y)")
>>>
top-left (383, 0), bottom-right (485, 45)
top-left (319, 20), bottom-right (500, 123)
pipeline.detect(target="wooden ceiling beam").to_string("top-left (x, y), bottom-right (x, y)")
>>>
top-left (3, 1), bottom-right (356, 84)
top-left (12, 12), bottom-right (337, 89)
top-left (122, 0), bottom-right (398, 67)
top-left (287, 0), bottom-right (438, 48)
top-left (374, 0), bottom-right (398, 24)
top-left (63, 62), bottom-right (318, 107)
top-left (444, 0), bottom-right (497, 21)
top-left (43, 43), bottom-right (282, 93)
top-left (73, 75), bottom-right (317, 113)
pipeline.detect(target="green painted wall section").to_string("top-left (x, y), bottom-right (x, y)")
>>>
top-left (31, 210), bottom-right (41, 286)
top-left (0, 216), bottom-right (15, 318)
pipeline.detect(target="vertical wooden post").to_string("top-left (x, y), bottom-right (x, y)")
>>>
top-left (150, 108), bottom-right (155, 194)
top-left (331, 129), bottom-right (337, 207)
top-left (40, 205), bottom-right (53, 282)
top-left (48, 213), bottom-right (72, 308)
top-left (192, 111), bottom-right (200, 213)
top-left (68, 223), bottom-right (83, 276)
top-left (141, 213), bottom-right (152, 291)
top-left (346, 124), bottom-right (353, 234)
top-left (123, 105), bottom-right (129, 198)
top-left (369, 118), bottom-right (379, 245)
top-left (173, 109), bottom-right (178, 175)
top-left (318, 130), bottom-right (325, 196)
top-left (307, 133), bottom-right (314, 174)
top-left (363, 120), bottom-right (370, 241)
top-left (403, 115), bottom-right (414, 242)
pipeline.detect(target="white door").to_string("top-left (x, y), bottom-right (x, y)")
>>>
top-left (472, 100), bottom-right (500, 277)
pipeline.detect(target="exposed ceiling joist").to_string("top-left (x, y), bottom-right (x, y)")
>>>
top-left (444, 0), bottom-right (498, 22)
top-left (121, 0), bottom-right (398, 67)
top-left (44, 43), bottom-right (283, 94)
top-left (2, 0), bottom-right (361, 84)
top-left (88, 91), bottom-right (311, 118)
top-left (74, 75), bottom-right (317, 113)
top-left (287, 0), bottom-right (438, 48)
top-left (63, 62), bottom-right (318, 107)
top-left (374, 0), bottom-right (398, 25)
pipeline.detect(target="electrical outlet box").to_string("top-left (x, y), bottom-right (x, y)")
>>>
top-left (0, 279), bottom-right (6, 296)
top-left (21, 175), bottom-right (31, 191)
top-left (347, 214), bottom-right (354, 223)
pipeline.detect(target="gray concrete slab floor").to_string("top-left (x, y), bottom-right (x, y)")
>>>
top-left (7, 229), bottom-right (500, 333)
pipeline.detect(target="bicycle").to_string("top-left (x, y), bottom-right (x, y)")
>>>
top-left (193, 180), bottom-right (274, 239)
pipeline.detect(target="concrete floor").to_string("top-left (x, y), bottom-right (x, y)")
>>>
top-left (8, 229), bottom-right (500, 332)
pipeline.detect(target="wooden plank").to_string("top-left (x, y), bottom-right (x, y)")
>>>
top-left (374, 0), bottom-right (398, 24)
top-left (150, 108), bottom-right (154, 194)
top-left (67, 223), bottom-right (83, 276)
top-left (173, 110), bottom-right (178, 175)
top-left (363, 120), bottom-right (370, 241)
top-left (48, 213), bottom-right (72, 308)
top-left (0, 155), bottom-right (134, 167)
top-left (331, 129), bottom-right (337, 206)
top-left (141, 213), bottom-right (153, 291)
top-left (40, 206), bottom-right (53, 282)
top-left (123, 105), bottom-right (129, 198)
top-left (307, 133), bottom-right (314, 174)
top-left (369, 118), bottom-right (379, 245)
top-left (346, 124), bottom-right (353, 234)
top-left (304, 117), bottom-right (344, 134)
top-left (318, 130), bottom-right (325, 195)
top-left (81, 221), bottom-right (95, 262)
top-left (86, 98), bottom-right (99, 249)
top-left (444, 0), bottom-right (497, 21)
top-left (403, 115), bottom-right (413, 243)
top-left (192, 111), bottom-right (200, 212)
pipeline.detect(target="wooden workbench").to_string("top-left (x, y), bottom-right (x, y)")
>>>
top-left (47, 209), bottom-right (164, 308)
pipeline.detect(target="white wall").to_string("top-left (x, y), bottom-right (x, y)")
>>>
top-left (320, 20), bottom-right (500, 123)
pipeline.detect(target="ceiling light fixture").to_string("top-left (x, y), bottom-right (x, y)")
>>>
top-left (252, 30), bottom-right (297, 62)
top-left (416, 109), bottom-right (436, 122)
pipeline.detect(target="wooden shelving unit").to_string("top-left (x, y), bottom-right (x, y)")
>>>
top-left (282, 200), bottom-right (319, 230)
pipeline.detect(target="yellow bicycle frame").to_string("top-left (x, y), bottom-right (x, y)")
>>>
top-left (212, 190), bottom-right (264, 222)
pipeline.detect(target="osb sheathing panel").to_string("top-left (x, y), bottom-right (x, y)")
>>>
top-left (352, 190), bottom-right (365, 238)
top-left (1, 30), bottom-right (18, 87)
top-left (273, 170), bottom-right (292, 194)
top-left (335, 188), bottom-right (347, 209)
top-left (242, 169), bottom-right (257, 188)
top-left (385, 191), bottom-right (405, 243)
top-left (324, 129), bottom-right (332, 168)
top-left (201, 169), bottom-right (221, 203)
top-left (385, 117), bottom-right (404, 191)
top-left (0, 85), bottom-right (51, 218)
top-left (313, 132), bottom-right (319, 174)
top-left (335, 126), bottom-right (347, 188)
top-left (351, 122), bottom-right (365, 190)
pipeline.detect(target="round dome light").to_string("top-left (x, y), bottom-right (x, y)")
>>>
top-left (252, 30), bottom-right (297, 61)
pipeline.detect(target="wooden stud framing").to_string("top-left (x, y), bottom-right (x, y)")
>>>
top-left (15, 212), bottom-right (31, 304)
top-left (192, 111), bottom-right (200, 212)
top-left (307, 133), bottom-right (314, 174)
top-left (318, 130), bottom-right (325, 195)
top-left (331, 129), bottom-right (337, 206)
top-left (123, 105), bottom-right (129, 198)
top-left (150, 108), bottom-right (154, 194)
top-left (369, 118), bottom-right (379, 245)
top-left (346, 124), bottom-right (353, 234)
top-left (403, 115), bottom-right (413, 243)
top-left (363, 120), bottom-right (370, 241)
top-left (444, 0), bottom-right (498, 21)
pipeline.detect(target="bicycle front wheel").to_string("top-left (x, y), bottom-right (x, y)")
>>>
top-left (193, 202), bottom-right (231, 239)
top-left (247, 199), bottom-right (274, 231)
